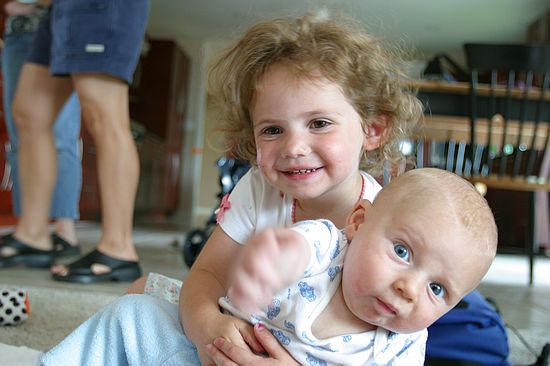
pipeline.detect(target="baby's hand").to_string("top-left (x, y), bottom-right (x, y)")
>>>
top-left (228, 228), bottom-right (310, 315)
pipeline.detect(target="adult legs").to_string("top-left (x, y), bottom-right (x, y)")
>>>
top-left (2, 31), bottom-right (36, 216)
top-left (9, 63), bottom-right (73, 251)
top-left (58, 73), bottom-right (139, 265)
top-left (3, 32), bottom-right (81, 225)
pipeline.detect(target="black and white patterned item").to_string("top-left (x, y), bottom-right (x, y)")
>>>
top-left (0, 288), bottom-right (29, 326)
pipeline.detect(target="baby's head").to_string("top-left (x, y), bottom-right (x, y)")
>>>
top-left (209, 12), bottom-right (423, 176)
top-left (343, 168), bottom-right (497, 333)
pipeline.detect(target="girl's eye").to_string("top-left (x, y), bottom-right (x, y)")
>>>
top-left (311, 119), bottom-right (331, 129)
top-left (261, 126), bottom-right (282, 135)
top-left (429, 283), bottom-right (446, 298)
top-left (393, 243), bottom-right (410, 262)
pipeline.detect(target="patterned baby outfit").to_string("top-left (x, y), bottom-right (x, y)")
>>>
top-left (219, 219), bottom-right (427, 366)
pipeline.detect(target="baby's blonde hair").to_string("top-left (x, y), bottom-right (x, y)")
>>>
top-left (209, 12), bottom-right (424, 176)
top-left (378, 168), bottom-right (498, 263)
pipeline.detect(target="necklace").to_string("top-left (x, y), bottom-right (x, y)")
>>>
top-left (291, 174), bottom-right (366, 224)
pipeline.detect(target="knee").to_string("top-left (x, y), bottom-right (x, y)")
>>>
top-left (126, 276), bottom-right (148, 294)
top-left (107, 295), bottom-right (154, 326)
top-left (112, 294), bottom-right (157, 316)
top-left (77, 82), bottom-right (131, 141)
top-left (110, 294), bottom-right (177, 330)
top-left (12, 99), bottom-right (38, 133)
top-left (80, 100), bottom-right (107, 138)
top-left (81, 100), bottom-right (131, 143)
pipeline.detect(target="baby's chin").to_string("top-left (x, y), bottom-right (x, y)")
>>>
top-left (381, 319), bottom-right (438, 334)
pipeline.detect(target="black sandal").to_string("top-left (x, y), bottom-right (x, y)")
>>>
top-left (52, 249), bottom-right (142, 284)
top-left (51, 233), bottom-right (81, 257)
top-left (0, 234), bottom-right (56, 268)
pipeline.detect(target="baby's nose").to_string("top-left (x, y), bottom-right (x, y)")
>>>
top-left (393, 276), bottom-right (420, 303)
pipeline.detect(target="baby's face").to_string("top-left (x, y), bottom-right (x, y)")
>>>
top-left (341, 195), bottom-right (490, 333)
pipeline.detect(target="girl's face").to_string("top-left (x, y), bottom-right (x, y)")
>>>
top-left (250, 64), bottom-right (369, 201)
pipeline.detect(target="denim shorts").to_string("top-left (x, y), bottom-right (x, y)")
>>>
top-left (27, 0), bottom-right (149, 84)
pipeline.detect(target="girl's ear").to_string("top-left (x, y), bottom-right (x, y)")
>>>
top-left (364, 115), bottom-right (391, 151)
top-left (345, 199), bottom-right (372, 242)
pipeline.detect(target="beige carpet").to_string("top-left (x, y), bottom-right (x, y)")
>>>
top-left (0, 285), bottom-right (119, 352)
top-left (507, 328), bottom-right (550, 365)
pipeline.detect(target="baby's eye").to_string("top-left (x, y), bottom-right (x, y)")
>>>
top-left (310, 119), bottom-right (331, 129)
top-left (429, 283), bottom-right (446, 298)
top-left (262, 126), bottom-right (283, 135)
top-left (393, 243), bottom-right (410, 262)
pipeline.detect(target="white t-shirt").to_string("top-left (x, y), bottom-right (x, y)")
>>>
top-left (219, 167), bottom-right (382, 245)
top-left (220, 219), bottom-right (427, 366)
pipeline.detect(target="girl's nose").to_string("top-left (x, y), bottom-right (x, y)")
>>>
top-left (281, 132), bottom-right (311, 158)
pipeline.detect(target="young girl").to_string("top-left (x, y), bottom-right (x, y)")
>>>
top-left (40, 12), bottom-right (423, 366)
top-left (180, 12), bottom-right (422, 365)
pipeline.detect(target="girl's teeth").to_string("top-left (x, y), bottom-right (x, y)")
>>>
top-left (289, 168), bottom-right (317, 174)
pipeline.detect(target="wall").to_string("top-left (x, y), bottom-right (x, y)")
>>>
top-left (192, 42), bottom-right (234, 226)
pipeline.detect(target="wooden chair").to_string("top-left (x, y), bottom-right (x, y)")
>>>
top-left (465, 43), bottom-right (550, 285)
top-left (416, 43), bottom-right (550, 285)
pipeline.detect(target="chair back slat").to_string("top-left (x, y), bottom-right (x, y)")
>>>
top-left (498, 72), bottom-right (515, 177)
top-left (526, 72), bottom-right (550, 176)
top-left (512, 71), bottom-right (533, 177)
top-left (484, 70), bottom-right (498, 173)
top-left (455, 141), bottom-right (467, 175)
top-left (469, 69), bottom-right (478, 174)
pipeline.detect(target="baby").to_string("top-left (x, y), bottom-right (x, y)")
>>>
top-left (223, 167), bottom-right (498, 365)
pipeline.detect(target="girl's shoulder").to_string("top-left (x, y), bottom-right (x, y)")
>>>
top-left (233, 167), bottom-right (279, 195)
top-left (359, 171), bottom-right (382, 202)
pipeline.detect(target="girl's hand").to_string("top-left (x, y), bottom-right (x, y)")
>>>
top-left (206, 323), bottom-right (300, 366)
top-left (196, 313), bottom-right (265, 366)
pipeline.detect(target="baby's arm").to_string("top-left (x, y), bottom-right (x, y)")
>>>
top-left (227, 226), bottom-right (311, 315)
top-left (180, 227), bottom-right (265, 365)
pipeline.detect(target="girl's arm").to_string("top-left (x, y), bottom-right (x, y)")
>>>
top-left (179, 227), bottom-right (264, 365)
top-left (227, 227), bottom-right (311, 315)
top-left (207, 323), bottom-right (301, 366)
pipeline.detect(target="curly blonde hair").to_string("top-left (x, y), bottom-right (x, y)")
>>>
top-left (209, 12), bottom-right (423, 176)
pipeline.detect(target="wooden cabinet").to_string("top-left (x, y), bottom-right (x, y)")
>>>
top-left (80, 38), bottom-right (189, 219)
top-left (0, 131), bottom-right (15, 218)
top-left (0, 71), bottom-right (16, 225)
top-left (130, 38), bottom-right (189, 217)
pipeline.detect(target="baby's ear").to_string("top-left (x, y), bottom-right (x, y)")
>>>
top-left (345, 199), bottom-right (372, 242)
top-left (364, 115), bottom-right (391, 151)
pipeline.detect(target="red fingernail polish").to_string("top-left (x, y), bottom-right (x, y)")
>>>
top-left (255, 323), bottom-right (265, 331)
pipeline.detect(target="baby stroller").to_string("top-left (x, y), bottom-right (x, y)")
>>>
top-left (182, 156), bottom-right (250, 268)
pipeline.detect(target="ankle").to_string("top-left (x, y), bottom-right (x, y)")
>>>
top-left (13, 231), bottom-right (52, 251)
top-left (54, 219), bottom-right (77, 245)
